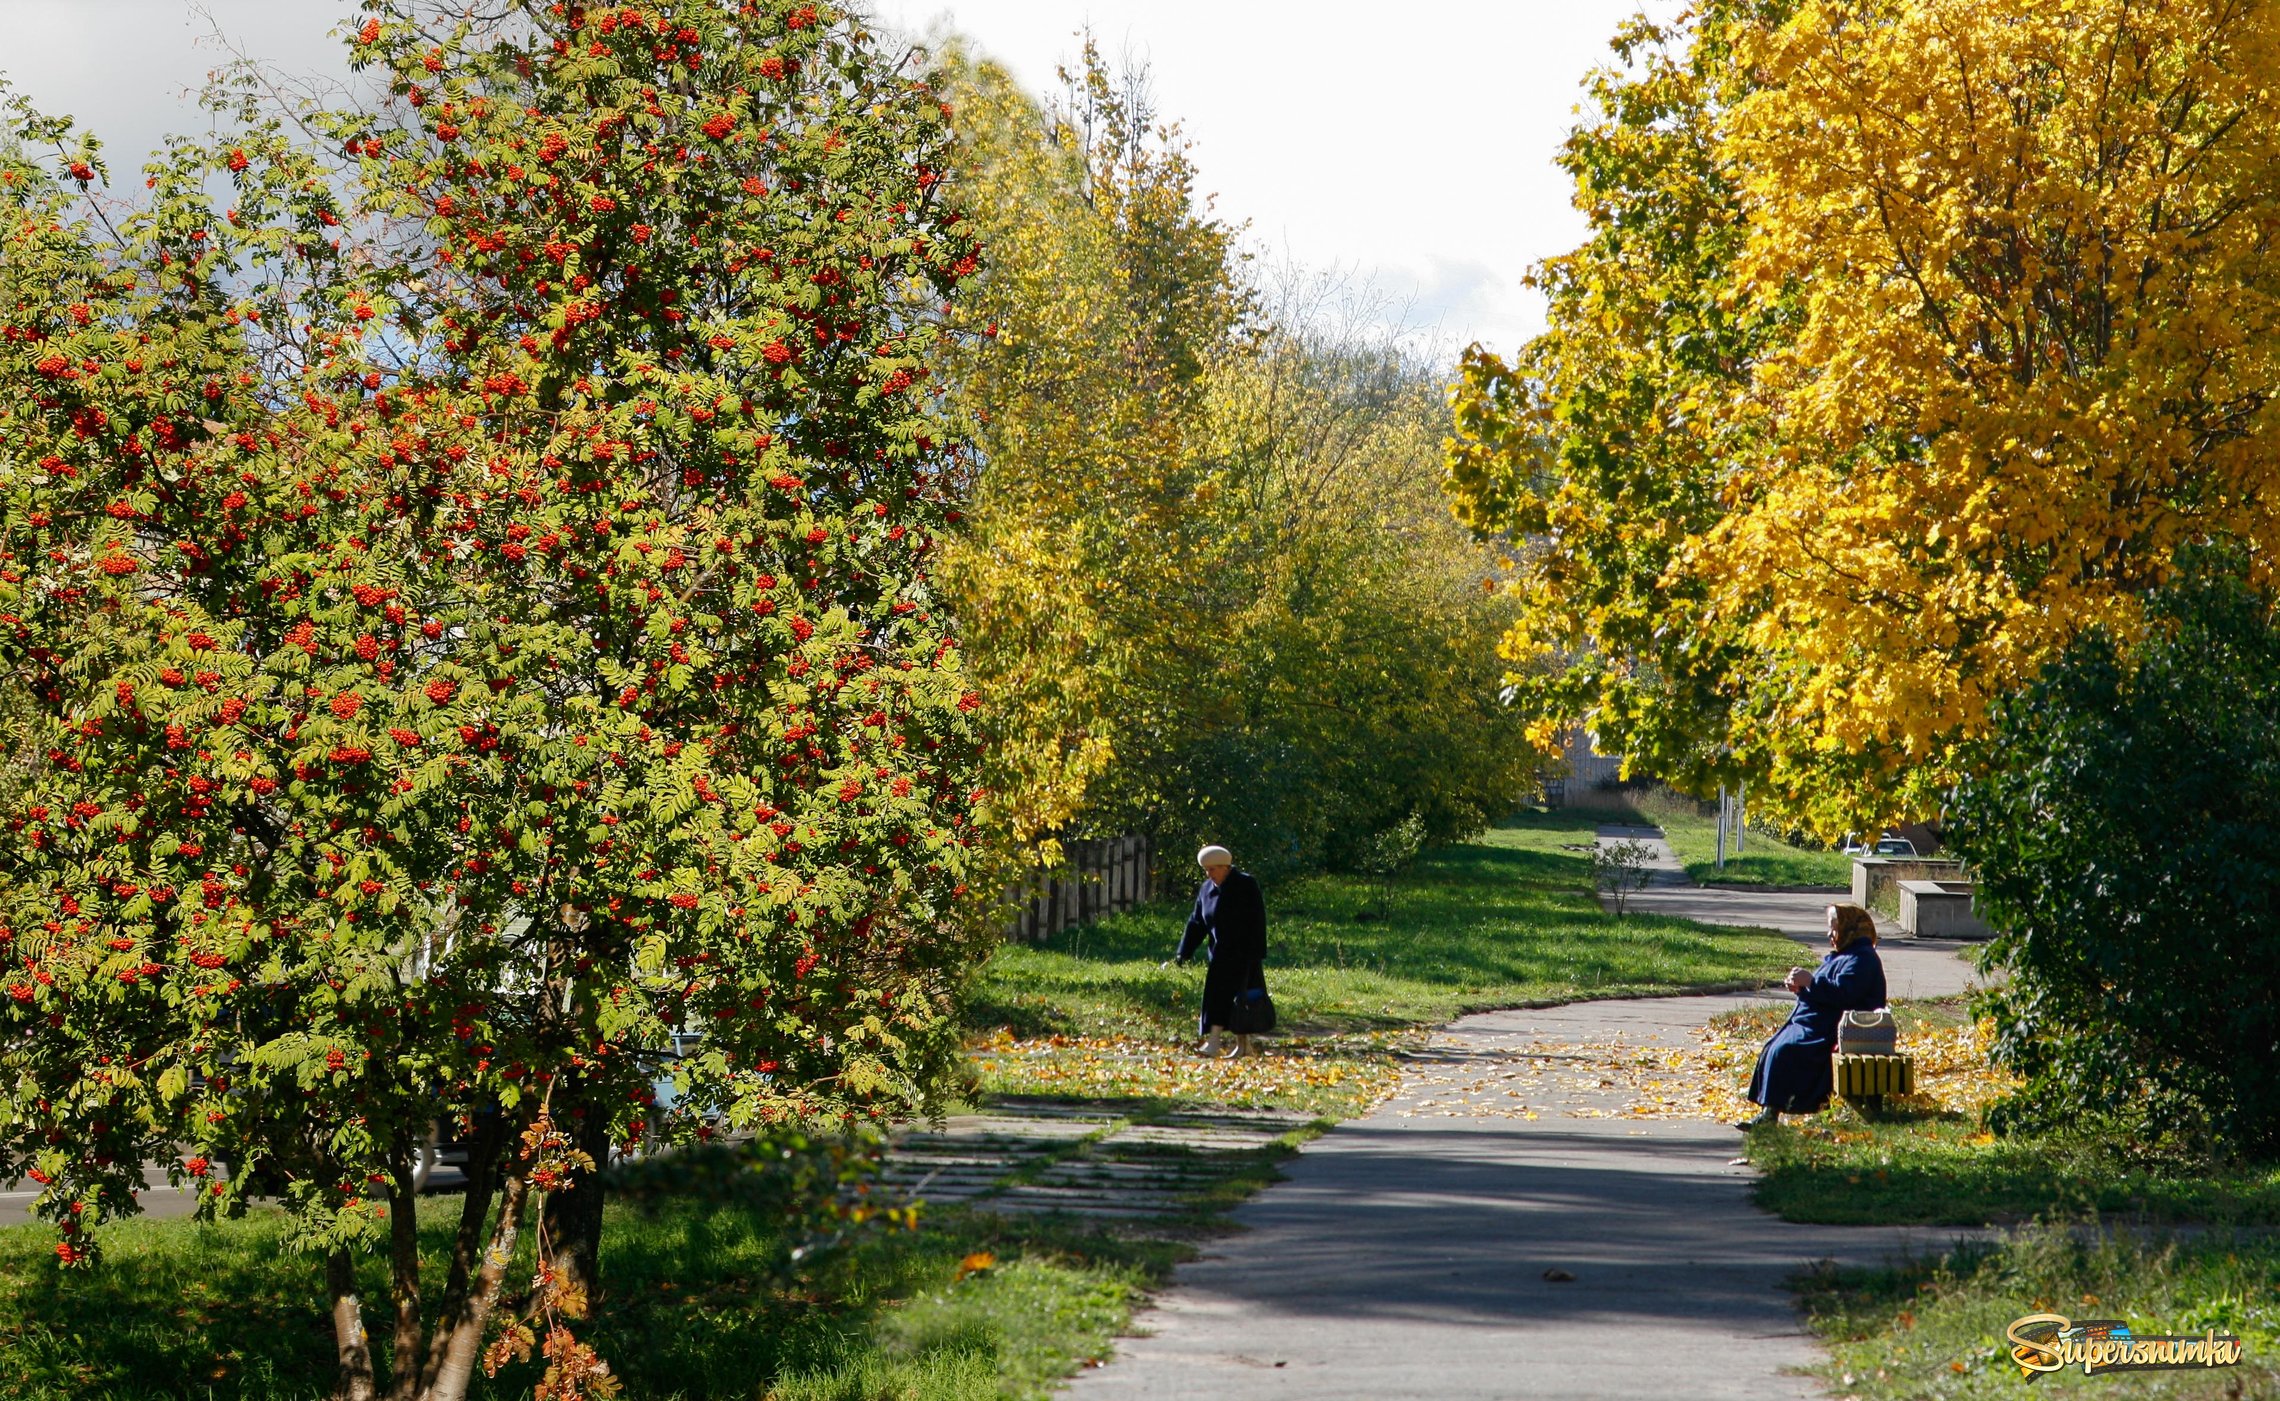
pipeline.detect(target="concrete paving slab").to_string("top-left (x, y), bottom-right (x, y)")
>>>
top-left (1109, 1125), bottom-right (1288, 1149)
top-left (990, 1201), bottom-right (1172, 1219)
top-left (877, 1096), bottom-right (1311, 1223)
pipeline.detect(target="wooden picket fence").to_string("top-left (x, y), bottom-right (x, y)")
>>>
top-left (1003, 835), bottom-right (1156, 943)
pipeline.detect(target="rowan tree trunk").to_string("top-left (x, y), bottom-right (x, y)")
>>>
top-left (326, 1247), bottom-right (379, 1401)
top-left (383, 1147), bottom-right (424, 1399)
top-left (539, 1095), bottom-right (613, 1302)
top-left (421, 1168), bottom-right (532, 1401)
top-left (411, 1112), bottom-right (506, 1401)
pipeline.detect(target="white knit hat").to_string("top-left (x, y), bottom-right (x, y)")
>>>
top-left (1196, 844), bottom-right (1233, 868)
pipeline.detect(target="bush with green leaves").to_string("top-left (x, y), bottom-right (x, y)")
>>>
top-left (1590, 837), bottom-right (1656, 916)
top-left (1951, 560), bottom-right (2280, 1157)
top-left (1350, 811), bottom-right (1426, 918)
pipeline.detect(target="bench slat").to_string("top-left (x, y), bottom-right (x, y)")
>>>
top-left (1836, 1053), bottom-right (1916, 1097)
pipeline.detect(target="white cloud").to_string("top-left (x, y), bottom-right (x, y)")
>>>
top-left (0, 1), bottom-right (363, 172)
top-left (0, 0), bottom-right (1666, 354)
top-left (861, 0), bottom-right (1676, 354)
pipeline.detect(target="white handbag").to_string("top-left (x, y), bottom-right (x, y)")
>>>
top-left (1837, 1008), bottom-right (1898, 1054)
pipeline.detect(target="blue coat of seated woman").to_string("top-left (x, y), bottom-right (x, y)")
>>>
top-left (1742, 903), bottom-right (1887, 1128)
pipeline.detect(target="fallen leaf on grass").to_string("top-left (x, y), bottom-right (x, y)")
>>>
top-left (966, 1032), bottom-right (1406, 1112)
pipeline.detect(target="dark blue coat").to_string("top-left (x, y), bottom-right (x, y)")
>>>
top-left (1177, 870), bottom-right (1267, 1035)
top-left (1748, 941), bottom-right (1887, 1113)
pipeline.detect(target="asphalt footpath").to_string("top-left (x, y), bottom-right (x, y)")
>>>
top-left (1068, 833), bottom-right (1981, 1400)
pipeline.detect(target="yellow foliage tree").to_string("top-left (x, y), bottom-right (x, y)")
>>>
top-left (934, 37), bottom-right (1243, 859)
top-left (1445, 11), bottom-right (1768, 809)
top-left (1451, 0), bottom-right (2280, 831)
top-left (945, 41), bottom-right (1540, 871)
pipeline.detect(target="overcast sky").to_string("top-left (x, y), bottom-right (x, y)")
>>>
top-left (0, 0), bottom-right (1670, 356)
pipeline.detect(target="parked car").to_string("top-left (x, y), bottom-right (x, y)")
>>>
top-left (1840, 833), bottom-right (1920, 858)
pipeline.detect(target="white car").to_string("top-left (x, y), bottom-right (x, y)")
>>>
top-left (1841, 833), bottom-right (1919, 858)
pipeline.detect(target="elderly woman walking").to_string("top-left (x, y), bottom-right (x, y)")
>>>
top-left (1739, 903), bottom-right (1888, 1129)
top-left (1167, 844), bottom-right (1272, 1059)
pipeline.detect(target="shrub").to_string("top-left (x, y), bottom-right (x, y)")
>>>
top-left (1950, 560), bottom-right (2280, 1156)
top-left (1592, 838), bottom-right (1656, 915)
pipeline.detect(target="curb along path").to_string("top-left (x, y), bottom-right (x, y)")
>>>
top-left (1054, 834), bottom-right (1982, 1401)
top-left (878, 1100), bottom-right (1317, 1223)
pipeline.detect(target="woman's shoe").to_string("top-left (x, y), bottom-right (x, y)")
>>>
top-left (1732, 1110), bottom-right (1779, 1131)
top-left (1196, 1033), bottom-right (1225, 1058)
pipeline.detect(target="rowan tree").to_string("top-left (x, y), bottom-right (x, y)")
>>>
top-left (0, 2), bottom-right (985, 1398)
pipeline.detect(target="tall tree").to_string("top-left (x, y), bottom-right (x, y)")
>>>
top-left (935, 37), bottom-right (1242, 857)
top-left (0, 2), bottom-right (983, 1397)
top-left (944, 44), bottom-right (1537, 874)
top-left (1122, 288), bottom-right (1542, 868)
top-left (1445, 8), bottom-right (1777, 807)
top-left (1448, 0), bottom-right (2280, 832)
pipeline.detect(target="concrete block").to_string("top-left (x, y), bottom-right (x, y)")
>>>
top-left (1853, 857), bottom-right (1967, 915)
top-left (1897, 879), bottom-right (1990, 939)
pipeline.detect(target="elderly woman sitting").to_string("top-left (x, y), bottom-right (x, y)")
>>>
top-left (1739, 903), bottom-right (1887, 1130)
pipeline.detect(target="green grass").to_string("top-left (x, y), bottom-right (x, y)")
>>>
top-left (1737, 999), bottom-right (2280, 1396)
top-left (1629, 790), bottom-right (1853, 887)
top-left (968, 812), bottom-right (1802, 1043)
top-left (0, 814), bottom-right (1803, 1400)
top-left (1728, 998), bottom-right (2280, 1229)
top-left (1748, 1116), bottom-right (2280, 1228)
top-left (1797, 1228), bottom-right (2280, 1399)
top-left (0, 1172), bottom-right (1192, 1401)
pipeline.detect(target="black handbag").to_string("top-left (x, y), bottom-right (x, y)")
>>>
top-left (1226, 981), bottom-right (1277, 1035)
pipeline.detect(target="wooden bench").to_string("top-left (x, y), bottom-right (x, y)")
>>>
top-left (1836, 1053), bottom-right (1916, 1115)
